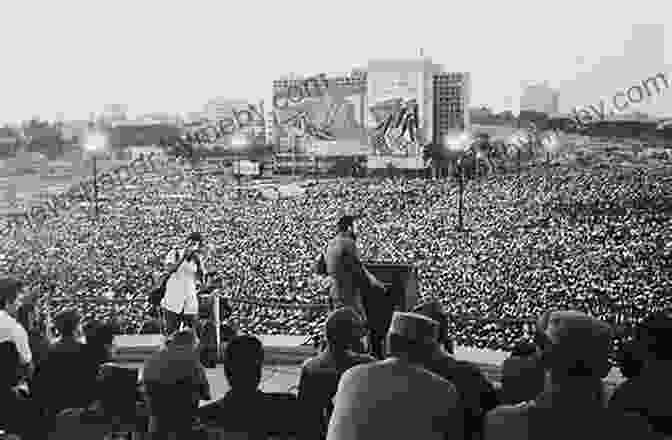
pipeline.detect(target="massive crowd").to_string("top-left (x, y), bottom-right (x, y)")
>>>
top-left (0, 156), bottom-right (670, 352)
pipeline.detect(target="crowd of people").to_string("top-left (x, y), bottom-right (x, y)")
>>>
top-left (0, 154), bottom-right (670, 353)
top-left (2, 272), bottom-right (671, 439)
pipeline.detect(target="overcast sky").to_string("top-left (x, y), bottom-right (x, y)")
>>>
top-left (1, 0), bottom-right (670, 123)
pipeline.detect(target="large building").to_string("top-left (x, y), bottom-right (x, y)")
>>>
top-left (432, 72), bottom-right (471, 145)
top-left (271, 56), bottom-right (470, 163)
top-left (520, 82), bottom-right (560, 114)
top-left (203, 98), bottom-right (251, 122)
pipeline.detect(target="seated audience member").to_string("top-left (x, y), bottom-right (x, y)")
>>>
top-left (327, 312), bottom-right (463, 440)
top-left (484, 310), bottom-right (658, 440)
top-left (499, 338), bottom-right (545, 405)
top-left (414, 300), bottom-right (498, 440)
top-left (0, 278), bottom-right (34, 381)
top-left (32, 309), bottom-right (90, 417)
top-left (199, 335), bottom-right (298, 438)
top-left (609, 309), bottom-right (672, 436)
top-left (142, 329), bottom-right (211, 436)
top-left (298, 307), bottom-right (376, 440)
top-left (0, 341), bottom-right (43, 439)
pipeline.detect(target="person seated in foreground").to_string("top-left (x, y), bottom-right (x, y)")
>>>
top-left (298, 307), bottom-right (376, 440)
top-left (198, 335), bottom-right (298, 438)
top-left (32, 309), bottom-right (91, 417)
top-left (142, 328), bottom-right (211, 436)
top-left (499, 338), bottom-right (545, 405)
top-left (414, 300), bottom-right (498, 440)
top-left (327, 312), bottom-right (463, 440)
top-left (609, 309), bottom-right (672, 436)
top-left (0, 341), bottom-right (41, 440)
top-left (484, 310), bottom-right (659, 440)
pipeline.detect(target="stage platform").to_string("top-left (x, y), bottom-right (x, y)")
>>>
top-left (114, 334), bottom-right (625, 393)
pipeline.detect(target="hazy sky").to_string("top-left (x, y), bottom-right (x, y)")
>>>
top-left (1, 0), bottom-right (670, 124)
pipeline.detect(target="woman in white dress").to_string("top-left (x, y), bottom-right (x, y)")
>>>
top-left (161, 232), bottom-right (206, 335)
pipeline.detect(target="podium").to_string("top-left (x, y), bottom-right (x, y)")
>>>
top-left (361, 263), bottom-right (419, 358)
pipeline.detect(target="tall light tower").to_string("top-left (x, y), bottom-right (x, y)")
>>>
top-left (231, 133), bottom-right (251, 199)
top-left (83, 131), bottom-right (108, 219)
top-left (443, 131), bottom-right (474, 232)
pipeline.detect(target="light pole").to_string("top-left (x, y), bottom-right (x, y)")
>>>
top-left (231, 133), bottom-right (251, 199)
top-left (443, 131), bottom-right (474, 232)
top-left (83, 132), bottom-right (107, 219)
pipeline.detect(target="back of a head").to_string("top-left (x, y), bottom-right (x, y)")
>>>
top-left (169, 328), bottom-right (199, 349)
top-left (413, 300), bottom-right (451, 352)
top-left (0, 278), bottom-right (22, 310)
top-left (336, 215), bottom-right (356, 233)
top-left (325, 307), bottom-right (364, 351)
top-left (635, 309), bottom-right (672, 362)
top-left (0, 340), bottom-right (20, 387)
top-left (387, 312), bottom-right (439, 364)
top-left (536, 310), bottom-right (612, 380)
top-left (224, 335), bottom-right (264, 391)
top-left (54, 309), bottom-right (81, 338)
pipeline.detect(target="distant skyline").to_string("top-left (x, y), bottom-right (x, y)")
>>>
top-left (0, 1), bottom-right (670, 124)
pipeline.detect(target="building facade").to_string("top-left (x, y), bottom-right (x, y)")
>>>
top-left (432, 72), bottom-right (471, 144)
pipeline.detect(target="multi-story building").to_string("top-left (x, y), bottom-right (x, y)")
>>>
top-left (203, 98), bottom-right (251, 122)
top-left (432, 72), bottom-right (471, 145)
top-left (520, 82), bottom-right (559, 114)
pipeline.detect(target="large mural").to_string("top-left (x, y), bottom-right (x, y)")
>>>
top-left (366, 70), bottom-right (424, 157)
top-left (272, 74), bottom-right (368, 156)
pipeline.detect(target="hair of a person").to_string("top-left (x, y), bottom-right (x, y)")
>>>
top-left (187, 232), bottom-right (204, 243)
top-left (0, 278), bottom-right (23, 309)
top-left (16, 303), bottom-right (35, 330)
top-left (336, 215), bottom-right (356, 232)
top-left (386, 333), bottom-right (435, 364)
top-left (511, 340), bottom-right (538, 357)
top-left (634, 309), bottom-right (672, 361)
top-left (414, 306), bottom-right (451, 352)
top-left (54, 309), bottom-right (81, 337)
top-left (223, 335), bottom-right (264, 390)
top-left (0, 341), bottom-right (20, 388)
top-left (170, 329), bottom-right (199, 347)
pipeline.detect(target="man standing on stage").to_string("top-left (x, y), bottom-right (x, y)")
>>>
top-left (324, 215), bottom-right (387, 323)
top-left (161, 232), bottom-right (206, 335)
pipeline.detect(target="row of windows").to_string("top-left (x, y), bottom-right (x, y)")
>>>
top-left (273, 78), bottom-right (367, 87)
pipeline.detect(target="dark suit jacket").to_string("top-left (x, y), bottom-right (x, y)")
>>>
top-left (298, 350), bottom-right (376, 440)
top-left (425, 350), bottom-right (499, 440)
top-left (198, 389), bottom-right (298, 438)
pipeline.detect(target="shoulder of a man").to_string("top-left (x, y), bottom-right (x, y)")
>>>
top-left (484, 402), bottom-right (534, 440)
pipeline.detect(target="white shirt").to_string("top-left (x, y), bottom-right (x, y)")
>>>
top-left (0, 310), bottom-right (32, 364)
top-left (161, 249), bottom-right (202, 315)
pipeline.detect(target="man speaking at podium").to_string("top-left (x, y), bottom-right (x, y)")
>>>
top-left (325, 215), bottom-right (388, 356)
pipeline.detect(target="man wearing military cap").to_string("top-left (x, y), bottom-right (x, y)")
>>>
top-left (327, 312), bottom-right (463, 440)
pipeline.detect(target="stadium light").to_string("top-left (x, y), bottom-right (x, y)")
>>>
top-left (83, 131), bottom-right (108, 219)
top-left (230, 133), bottom-right (251, 198)
top-left (442, 131), bottom-right (474, 232)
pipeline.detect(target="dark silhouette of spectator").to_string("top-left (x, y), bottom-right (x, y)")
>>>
top-left (0, 278), bottom-right (33, 381)
top-left (298, 307), bottom-right (376, 440)
top-left (139, 318), bottom-right (162, 334)
top-left (32, 309), bottom-right (91, 418)
top-left (484, 311), bottom-right (658, 440)
top-left (499, 338), bottom-right (545, 405)
top-left (614, 339), bottom-right (645, 380)
top-left (16, 302), bottom-right (49, 372)
top-left (327, 312), bottom-right (463, 440)
top-left (414, 300), bottom-right (498, 440)
top-left (0, 341), bottom-right (41, 440)
top-left (198, 335), bottom-right (298, 438)
top-left (609, 309), bottom-right (672, 436)
top-left (142, 329), bottom-right (211, 436)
